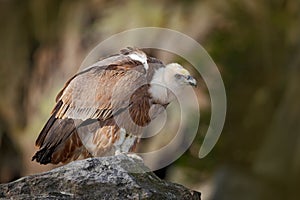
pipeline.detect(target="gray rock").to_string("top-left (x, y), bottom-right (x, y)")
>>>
top-left (0, 154), bottom-right (201, 200)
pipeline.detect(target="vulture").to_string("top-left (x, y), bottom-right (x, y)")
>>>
top-left (32, 47), bottom-right (197, 165)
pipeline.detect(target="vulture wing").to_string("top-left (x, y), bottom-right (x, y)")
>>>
top-left (32, 48), bottom-right (164, 164)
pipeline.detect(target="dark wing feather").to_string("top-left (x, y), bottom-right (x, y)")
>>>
top-left (35, 100), bottom-right (62, 147)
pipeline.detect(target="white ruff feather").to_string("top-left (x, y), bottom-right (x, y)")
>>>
top-left (128, 52), bottom-right (149, 71)
top-left (149, 68), bottom-right (170, 104)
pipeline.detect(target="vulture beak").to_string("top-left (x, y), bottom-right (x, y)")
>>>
top-left (186, 75), bottom-right (197, 87)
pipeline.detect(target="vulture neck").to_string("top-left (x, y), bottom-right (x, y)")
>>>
top-left (149, 67), bottom-right (176, 105)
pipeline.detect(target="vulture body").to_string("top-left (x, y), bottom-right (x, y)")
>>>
top-left (32, 47), bottom-right (196, 165)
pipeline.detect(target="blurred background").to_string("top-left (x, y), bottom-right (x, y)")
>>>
top-left (1, 0), bottom-right (300, 199)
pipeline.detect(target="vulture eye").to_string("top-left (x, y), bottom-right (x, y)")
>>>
top-left (175, 74), bottom-right (183, 79)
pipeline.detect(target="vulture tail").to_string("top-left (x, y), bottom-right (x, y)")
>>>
top-left (32, 118), bottom-right (79, 164)
top-left (32, 101), bottom-right (90, 164)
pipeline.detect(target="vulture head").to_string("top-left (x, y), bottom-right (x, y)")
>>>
top-left (149, 63), bottom-right (197, 104)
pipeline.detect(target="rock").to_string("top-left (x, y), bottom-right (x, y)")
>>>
top-left (0, 154), bottom-right (201, 199)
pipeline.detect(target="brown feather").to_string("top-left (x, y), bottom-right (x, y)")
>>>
top-left (35, 100), bottom-right (63, 147)
top-left (33, 48), bottom-right (165, 165)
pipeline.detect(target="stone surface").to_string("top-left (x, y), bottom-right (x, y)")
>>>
top-left (0, 154), bottom-right (201, 199)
